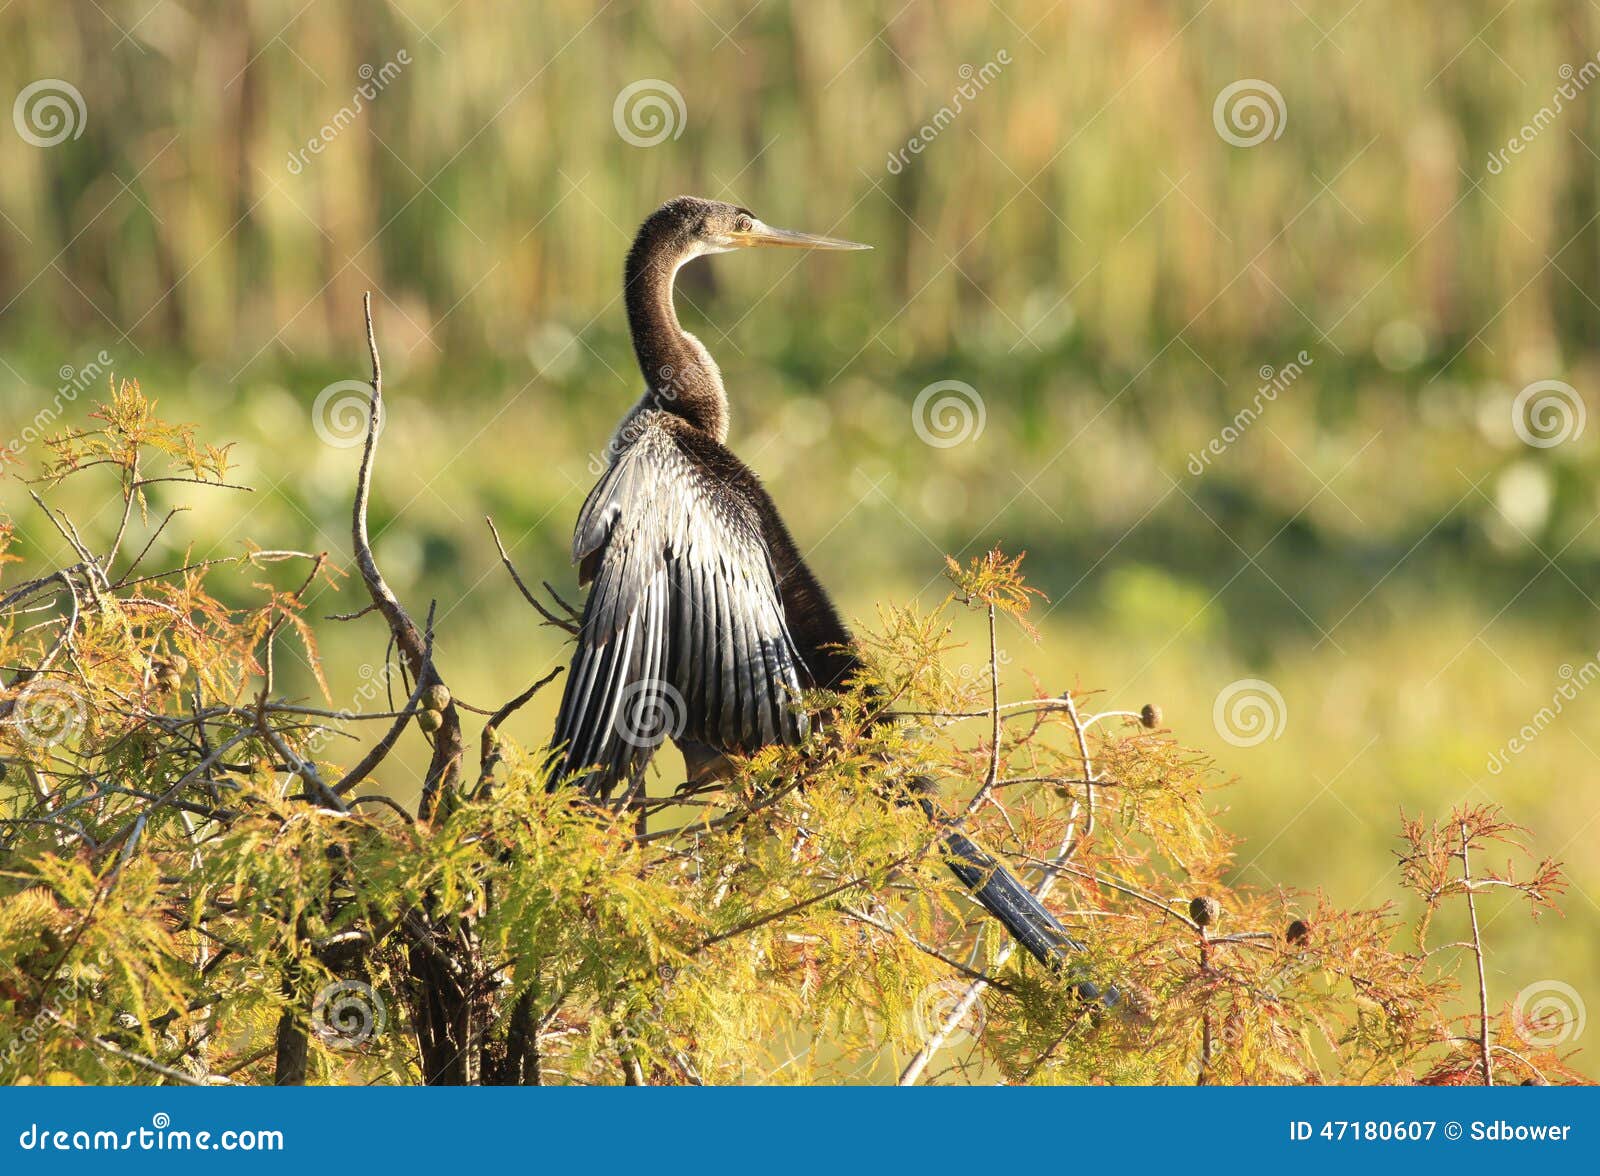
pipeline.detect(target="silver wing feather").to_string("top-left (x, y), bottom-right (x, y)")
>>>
top-left (552, 412), bottom-right (810, 796)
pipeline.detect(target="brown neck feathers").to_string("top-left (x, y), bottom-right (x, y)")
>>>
top-left (623, 226), bottom-right (728, 441)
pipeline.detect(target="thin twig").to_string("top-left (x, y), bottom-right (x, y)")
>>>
top-left (350, 292), bottom-right (463, 819)
top-left (1058, 692), bottom-right (1097, 860)
top-left (486, 516), bottom-right (578, 635)
top-left (476, 666), bottom-right (565, 794)
top-left (41, 1010), bottom-right (213, 1086)
top-left (112, 505), bottom-right (187, 585)
top-left (1460, 820), bottom-right (1493, 1086)
top-left (332, 617), bottom-right (438, 796)
top-left (900, 705), bottom-right (1099, 1086)
top-left (839, 905), bottom-right (1011, 990)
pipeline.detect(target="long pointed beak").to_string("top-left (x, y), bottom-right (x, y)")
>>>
top-left (729, 219), bottom-right (872, 251)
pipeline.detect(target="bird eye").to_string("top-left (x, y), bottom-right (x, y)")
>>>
top-left (735, 215), bottom-right (753, 233)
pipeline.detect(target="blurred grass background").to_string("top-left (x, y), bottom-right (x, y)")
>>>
top-left (3, 0), bottom-right (1598, 1043)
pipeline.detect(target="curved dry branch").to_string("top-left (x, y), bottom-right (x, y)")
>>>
top-left (334, 617), bottom-right (440, 797)
top-left (486, 515), bottom-right (578, 636)
top-left (476, 665), bottom-right (564, 795)
top-left (351, 292), bottom-right (464, 819)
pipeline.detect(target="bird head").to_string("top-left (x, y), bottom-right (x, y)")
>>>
top-left (639, 196), bottom-right (871, 263)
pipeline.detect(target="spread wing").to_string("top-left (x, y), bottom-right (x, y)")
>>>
top-left (551, 414), bottom-right (810, 797)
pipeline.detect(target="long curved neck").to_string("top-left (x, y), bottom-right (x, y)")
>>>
top-left (624, 237), bottom-right (729, 442)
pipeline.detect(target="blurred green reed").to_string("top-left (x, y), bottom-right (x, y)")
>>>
top-left (1, 1), bottom-right (1595, 369)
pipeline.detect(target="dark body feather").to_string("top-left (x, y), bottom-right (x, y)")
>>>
top-left (676, 423), bottom-right (861, 693)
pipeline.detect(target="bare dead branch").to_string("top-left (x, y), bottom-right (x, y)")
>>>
top-left (1460, 820), bottom-right (1494, 1086)
top-left (476, 665), bottom-right (564, 794)
top-left (350, 292), bottom-right (464, 819)
top-left (333, 617), bottom-right (439, 796)
top-left (485, 515), bottom-right (578, 636)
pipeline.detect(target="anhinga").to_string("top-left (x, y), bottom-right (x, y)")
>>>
top-left (551, 196), bottom-right (1101, 979)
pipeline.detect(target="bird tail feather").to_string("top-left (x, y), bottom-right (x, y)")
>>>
top-left (910, 784), bottom-right (1117, 1007)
